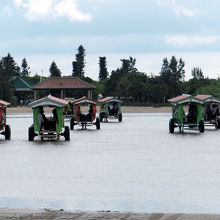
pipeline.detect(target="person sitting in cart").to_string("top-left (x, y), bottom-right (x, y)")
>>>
top-left (211, 104), bottom-right (219, 119)
top-left (0, 110), bottom-right (5, 125)
top-left (78, 106), bottom-right (84, 121)
top-left (111, 102), bottom-right (118, 116)
top-left (49, 108), bottom-right (58, 130)
top-left (38, 106), bottom-right (47, 130)
top-left (86, 104), bottom-right (94, 121)
top-left (206, 104), bottom-right (212, 120)
top-left (187, 104), bottom-right (198, 123)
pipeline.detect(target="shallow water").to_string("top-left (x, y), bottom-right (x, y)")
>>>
top-left (0, 113), bottom-right (220, 213)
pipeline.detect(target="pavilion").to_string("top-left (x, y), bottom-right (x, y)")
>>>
top-left (31, 77), bottom-right (96, 100)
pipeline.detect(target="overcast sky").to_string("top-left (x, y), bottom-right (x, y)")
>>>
top-left (1, 0), bottom-right (220, 80)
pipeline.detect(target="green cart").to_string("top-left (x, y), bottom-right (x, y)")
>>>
top-left (168, 94), bottom-right (205, 133)
top-left (28, 95), bottom-right (70, 141)
top-left (195, 95), bottom-right (220, 129)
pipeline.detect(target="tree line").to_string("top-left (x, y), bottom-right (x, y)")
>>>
top-left (1, 45), bottom-right (220, 105)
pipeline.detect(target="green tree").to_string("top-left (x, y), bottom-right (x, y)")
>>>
top-left (72, 61), bottom-right (78, 76)
top-left (72, 45), bottom-right (86, 77)
top-left (160, 56), bottom-right (185, 98)
top-left (120, 56), bottom-right (137, 73)
top-left (21, 58), bottom-right (30, 77)
top-left (49, 61), bottom-right (62, 77)
top-left (99, 57), bottom-right (108, 81)
top-left (192, 67), bottom-right (204, 80)
top-left (0, 54), bottom-right (20, 101)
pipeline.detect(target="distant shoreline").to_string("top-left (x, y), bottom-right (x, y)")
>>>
top-left (0, 208), bottom-right (219, 219)
top-left (7, 106), bottom-right (171, 114)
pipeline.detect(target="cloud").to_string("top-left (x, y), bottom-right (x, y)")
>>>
top-left (13, 0), bottom-right (92, 22)
top-left (3, 6), bottom-right (12, 17)
top-left (157, 0), bottom-right (206, 17)
top-left (165, 35), bottom-right (218, 47)
top-left (54, 0), bottom-right (92, 22)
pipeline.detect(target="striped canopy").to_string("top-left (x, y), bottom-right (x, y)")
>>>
top-left (0, 100), bottom-right (10, 107)
top-left (99, 97), bottom-right (122, 104)
top-left (195, 95), bottom-right (220, 103)
top-left (72, 97), bottom-right (97, 105)
top-left (168, 94), bottom-right (204, 105)
top-left (28, 95), bottom-right (68, 108)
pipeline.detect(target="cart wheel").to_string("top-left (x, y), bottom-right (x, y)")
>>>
top-left (96, 117), bottom-right (100, 130)
top-left (5, 125), bottom-right (11, 140)
top-left (28, 126), bottom-right (35, 141)
top-left (118, 113), bottom-right (122, 122)
top-left (70, 117), bottom-right (74, 130)
top-left (199, 120), bottom-right (204, 133)
top-left (169, 119), bottom-right (175, 133)
top-left (64, 126), bottom-right (70, 141)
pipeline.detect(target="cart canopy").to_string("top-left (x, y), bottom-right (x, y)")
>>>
top-left (168, 94), bottom-right (204, 105)
top-left (72, 97), bottom-right (97, 105)
top-left (98, 97), bottom-right (122, 104)
top-left (0, 100), bottom-right (10, 107)
top-left (28, 95), bottom-right (68, 108)
top-left (195, 95), bottom-right (220, 104)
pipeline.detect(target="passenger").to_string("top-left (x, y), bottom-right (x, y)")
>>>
top-left (78, 106), bottom-right (84, 121)
top-left (187, 104), bottom-right (197, 123)
top-left (206, 104), bottom-right (212, 120)
top-left (38, 107), bottom-right (47, 130)
top-left (211, 104), bottom-right (219, 119)
top-left (52, 108), bottom-right (58, 123)
top-left (108, 105), bottom-right (111, 115)
top-left (182, 109), bottom-right (186, 122)
top-left (0, 110), bottom-right (5, 125)
top-left (113, 102), bottom-right (118, 115)
top-left (86, 104), bottom-right (93, 121)
top-left (202, 105), bottom-right (207, 120)
top-left (51, 108), bottom-right (58, 130)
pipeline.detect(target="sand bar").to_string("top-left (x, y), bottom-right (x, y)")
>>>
top-left (0, 208), bottom-right (219, 220)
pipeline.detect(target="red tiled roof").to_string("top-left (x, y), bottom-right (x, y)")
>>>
top-left (0, 100), bottom-right (10, 107)
top-left (31, 77), bottom-right (95, 90)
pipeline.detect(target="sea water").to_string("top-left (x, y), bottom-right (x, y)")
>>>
top-left (0, 113), bottom-right (219, 213)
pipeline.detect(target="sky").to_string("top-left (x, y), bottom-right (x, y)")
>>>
top-left (1, 0), bottom-right (220, 80)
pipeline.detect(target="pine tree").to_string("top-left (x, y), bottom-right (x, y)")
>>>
top-left (0, 54), bottom-right (20, 101)
top-left (49, 61), bottom-right (62, 77)
top-left (99, 57), bottom-right (108, 81)
top-left (72, 61), bottom-right (78, 76)
top-left (72, 45), bottom-right (86, 77)
top-left (21, 58), bottom-right (30, 77)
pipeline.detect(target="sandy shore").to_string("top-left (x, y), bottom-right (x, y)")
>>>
top-left (0, 208), bottom-right (219, 220)
top-left (7, 106), bottom-right (171, 114)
